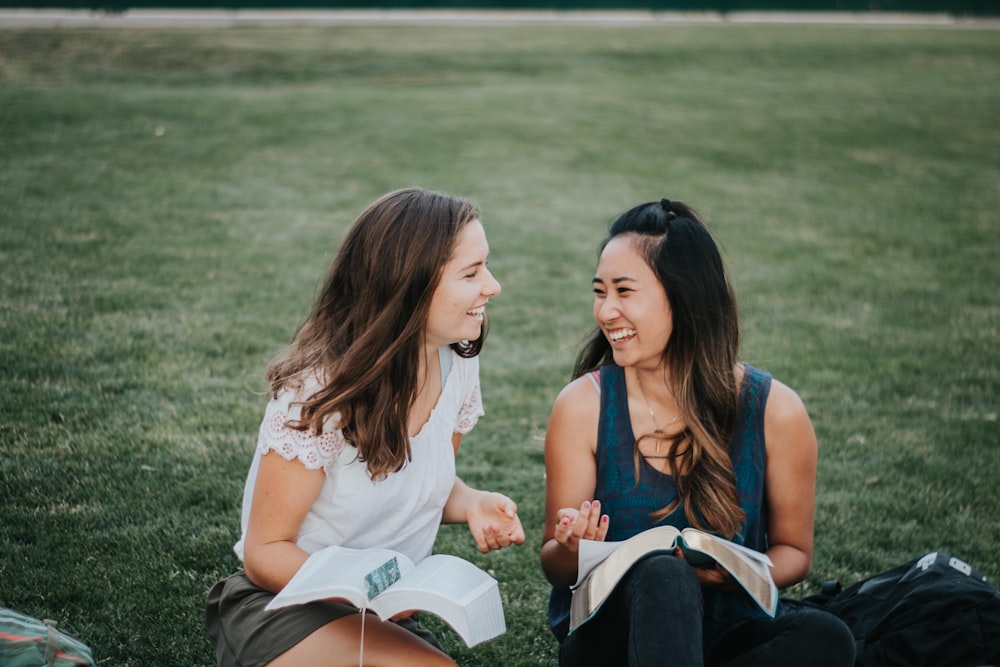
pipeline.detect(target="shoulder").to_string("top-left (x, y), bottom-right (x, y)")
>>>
top-left (763, 377), bottom-right (809, 425)
top-left (272, 370), bottom-right (325, 408)
top-left (760, 376), bottom-right (818, 464)
top-left (260, 372), bottom-right (348, 474)
top-left (547, 373), bottom-right (602, 451)
top-left (553, 373), bottom-right (601, 416)
top-left (736, 364), bottom-right (801, 423)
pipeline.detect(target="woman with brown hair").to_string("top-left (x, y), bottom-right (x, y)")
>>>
top-left (206, 188), bottom-right (524, 666)
top-left (540, 198), bottom-right (855, 666)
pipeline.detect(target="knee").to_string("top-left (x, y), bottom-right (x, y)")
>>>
top-left (787, 609), bottom-right (856, 666)
top-left (630, 554), bottom-right (698, 586)
top-left (624, 554), bottom-right (701, 601)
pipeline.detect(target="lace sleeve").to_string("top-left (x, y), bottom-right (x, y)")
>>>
top-left (257, 399), bottom-right (347, 475)
top-left (455, 383), bottom-right (484, 434)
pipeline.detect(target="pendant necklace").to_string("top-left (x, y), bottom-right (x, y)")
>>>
top-left (635, 372), bottom-right (681, 455)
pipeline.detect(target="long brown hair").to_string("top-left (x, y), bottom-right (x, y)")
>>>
top-left (575, 199), bottom-right (744, 537)
top-left (268, 188), bottom-right (485, 480)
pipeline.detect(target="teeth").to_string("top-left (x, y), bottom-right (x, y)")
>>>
top-left (468, 306), bottom-right (485, 316)
top-left (609, 328), bottom-right (636, 342)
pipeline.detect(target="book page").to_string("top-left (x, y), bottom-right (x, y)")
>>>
top-left (570, 526), bottom-right (780, 632)
top-left (679, 531), bottom-right (777, 616)
top-left (574, 525), bottom-right (683, 588)
top-left (377, 554), bottom-right (494, 607)
top-left (370, 554), bottom-right (505, 647)
top-left (265, 546), bottom-right (415, 611)
top-left (695, 533), bottom-right (772, 567)
top-left (574, 538), bottom-right (626, 588)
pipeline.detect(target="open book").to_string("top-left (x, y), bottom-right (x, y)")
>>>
top-left (570, 525), bottom-right (777, 633)
top-left (265, 545), bottom-right (506, 647)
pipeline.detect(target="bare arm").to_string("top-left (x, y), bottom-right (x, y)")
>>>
top-left (242, 452), bottom-right (325, 593)
top-left (761, 379), bottom-right (819, 588)
top-left (540, 377), bottom-right (609, 588)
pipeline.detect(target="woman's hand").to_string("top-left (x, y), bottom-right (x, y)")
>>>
top-left (676, 550), bottom-right (740, 591)
top-left (466, 491), bottom-right (526, 553)
top-left (553, 500), bottom-right (609, 553)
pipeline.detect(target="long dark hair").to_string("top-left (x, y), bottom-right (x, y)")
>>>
top-left (268, 188), bottom-right (485, 480)
top-left (575, 199), bottom-right (744, 536)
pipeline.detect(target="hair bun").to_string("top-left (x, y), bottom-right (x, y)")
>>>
top-left (660, 198), bottom-right (678, 220)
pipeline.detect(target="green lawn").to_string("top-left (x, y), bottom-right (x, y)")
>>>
top-left (1, 20), bottom-right (997, 666)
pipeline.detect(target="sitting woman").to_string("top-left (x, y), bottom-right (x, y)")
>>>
top-left (207, 188), bottom-right (525, 667)
top-left (540, 198), bottom-right (855, 666)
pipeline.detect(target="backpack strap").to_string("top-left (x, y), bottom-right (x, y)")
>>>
top-left (43, 619), bottom-right (60, 667)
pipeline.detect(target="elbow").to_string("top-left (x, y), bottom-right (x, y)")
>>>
top-left (798, 544), bottom-right (814, 581)
top-left (793, 558), bottom-right (812, 586)
top-left (540, 540), bottom-right (577, 589)
top-left (792, 558), bottom-right (813, 588)
top-left (770, 544), bottom-right (813, 588)
top-left (242, 552), bottom-right (267, 591)
top-left (242, 543), bottom-right (284, 594)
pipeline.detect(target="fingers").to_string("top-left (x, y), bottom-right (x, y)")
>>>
top-left (476, 521), bottom-right (524, 552)
top-left (690, 564), bottom-right (729, 588)
top-left (572, 500), bottom-right (607, 540)
top-left (594, 511), bottom-right (610, 542)
top-left (507, 513), bottom-right (526, 546)
top-left (497, 497), bottom-right (517, 519)
top-left (494, 495), bottom-right (525, 546)
top-left (473, 494), bottom-right (525, 552)
top-left (555, 500), bottom-right (609, 548)
top-left (477, 524), bottom-right (509, 553)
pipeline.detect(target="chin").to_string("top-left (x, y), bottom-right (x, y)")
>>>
top-left (611, 350), bottom-right (637, 368)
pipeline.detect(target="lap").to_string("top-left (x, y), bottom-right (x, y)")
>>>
top-left (558, 555), bottom-right (854, 667)
top-left (707, 606), bottom-right (856, 667)
top-left (560, 554), bottom-right (703, 667)
top-left (205, 572), bottom-right (446, 667)
top-left (270, 612), bottom-right (454, 667)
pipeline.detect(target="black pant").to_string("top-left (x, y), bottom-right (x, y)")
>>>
top-left (559, 554), bottom-right (856, 667)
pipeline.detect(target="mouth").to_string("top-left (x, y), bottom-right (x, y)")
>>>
top-left (608, 327), bottom-right (636, 343)
top-left (467, 305), bottom-right (486, 318)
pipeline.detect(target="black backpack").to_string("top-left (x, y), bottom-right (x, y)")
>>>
top-left (790, 551), bottom-right (1000, 667)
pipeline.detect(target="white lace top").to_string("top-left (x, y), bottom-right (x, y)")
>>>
top-left (233, 349), bottom-right (484, 564)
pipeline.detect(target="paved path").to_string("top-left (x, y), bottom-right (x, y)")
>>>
top-left (0, 8), bottom-right (997, 29)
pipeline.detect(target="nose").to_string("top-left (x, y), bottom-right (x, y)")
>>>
top-left (483, 268), bottom-right (502, 297)
top-left (595, 295), bottom-right (618, 325)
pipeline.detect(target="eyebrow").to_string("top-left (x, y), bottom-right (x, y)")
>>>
top-left (592, 276), bottom-right (636, 285)
top-left (458, 256), bottom-right (488, 272)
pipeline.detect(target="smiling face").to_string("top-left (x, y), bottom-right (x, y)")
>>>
top-left (592, 234), bottom-right (672, 371)
top-left (425, 219), bottom-right (501, 350)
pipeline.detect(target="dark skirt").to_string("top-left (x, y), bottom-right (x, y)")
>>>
top-left (205, 572), bottom-right (443, 667)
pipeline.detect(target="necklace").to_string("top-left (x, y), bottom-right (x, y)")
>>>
top-left (635, 372), bottom-right (682, 453)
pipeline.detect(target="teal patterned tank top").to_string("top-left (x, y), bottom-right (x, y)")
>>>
top-left (547, 363), bottom-right (780, 642)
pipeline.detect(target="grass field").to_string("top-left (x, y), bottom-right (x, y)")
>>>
top-left (1, 19), bottom-right (998, 666)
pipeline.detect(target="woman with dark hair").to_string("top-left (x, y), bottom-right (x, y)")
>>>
top-left (540, 199), bottom-right (855, 666)
top-left (206, 188), bottom-right (524, 667)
